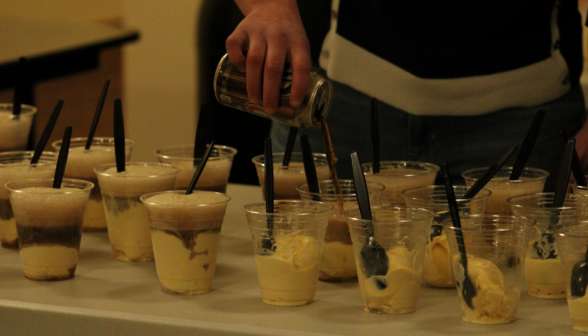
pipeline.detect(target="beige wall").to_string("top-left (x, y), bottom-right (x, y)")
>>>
top-left (122, 0), bottom-right (202, 161)
top-left (0, 0), bottom-right (121, 22)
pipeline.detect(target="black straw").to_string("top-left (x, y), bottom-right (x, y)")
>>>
top-left (186, 141), bottom-right (215, 195)
top-left (265, 138), bottom-right (274, 214)
top-left (31, 100), bottom-right (64, 164)
top-left (510, 110), bottom-right (545, 180)
top-left (282, 126), bottom-right (298, 167)
top-left (85, 79), bottom-right (110, 150)
top-left (560, 127), bottom-right (587, 187)
top-left (553, 139), bottom-right (576, 209)
top-left (463, 144), bottom-right (518, 199)
top-left (53, 126), bottom-right (72, 189)
top-left (301, 135), bottom-right (320, 194)
top-left (113, 99), bottom-right (126, 173)
top-left (194, 104), bottom-right (212, 166)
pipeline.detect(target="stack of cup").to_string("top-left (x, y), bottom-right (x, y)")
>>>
top-left (462, 167), bottom-right (549, 214)
top-left (508, 192), bottom-right (586, 299)
top-left (362, 161), bottom-right (439, 206)
top-left (142, 190), bottom-right (231, 295)
top-left (444, 214), bottom-right (533, 324)
top-left (94, 162), bottom-right (178, 262)
top-left (0, 151), bottom-right (56, 248)
top-left (402, 185), bottom-right (491, 288)
top-left (243, 200), bottom-right (332, 306)
top-left (297, 180), bottom-right (385, 282)
top-left (6, 178), bottom-right (93, 281)
top-left (155, 144), bottom-right (237, 192)
top-left (52, 137), bottom-right (135, 231)
top-left (0, 103), bottom-right (36, 152)
top-left (252, 152), bottom-right (331, 200)
top-left (345, 206), bottom-right (434, 314)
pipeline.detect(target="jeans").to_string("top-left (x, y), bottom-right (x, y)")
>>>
top-left (271, 81), bottom-right (586, 191)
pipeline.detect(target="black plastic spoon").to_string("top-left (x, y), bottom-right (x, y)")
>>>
top-left (510, 110), bottom-right (545, 180)
top-left (351, 151), bottom-right (388, 281)
top-left (53, 126), bottom-right (72, 189)
top-left (260, 138), bottom-right (275, 253)
top-left (300, 135), bottom-right (320, 201)
top-left (85, 79), bottom-right (110, 150)
top-left (282, 126), bottom-right (298, 167)
top-left (30, 99), bottom-right (63, 164)
top-left (533, 139), bottom-right (575, 260)
top-left (186, 141), bottom-right (215, 195)
top-left (443, 163), bottom-right (476, 309)
top-left (371, 98), bottom-right (380, 174)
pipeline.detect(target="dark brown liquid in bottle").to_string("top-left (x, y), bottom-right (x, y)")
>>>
top-left (317, 116), bottom-right (344, 209)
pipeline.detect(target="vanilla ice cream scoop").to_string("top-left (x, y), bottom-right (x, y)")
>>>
top-left (454, 255), bottom-right (518, 324)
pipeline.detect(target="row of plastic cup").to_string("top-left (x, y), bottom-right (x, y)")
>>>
top-left (0, 140), bottom-right (238, 248)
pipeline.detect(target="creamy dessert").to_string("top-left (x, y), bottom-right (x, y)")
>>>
top-left (357, 246), bottom-right (421, 314)
top-left (257, 162), bottom-right (331, 200)
top-left (53, 138), bottom-right (134, 231)
top-left (254, 234), bottom-right (321, 306)
top-left (143, 191), bottom-right (230, 295)
top-left (168, 159), bottom-right (233, 192)
top-left (0, 106), bottom-right (36, 151)
top-left (481, 178), bottom-right (545, 214)
top-left (462, 168), bottom-right (548, 214)
top-left (8, 183), bottom-right (91, 281)
top-left (568, 294), bottom-right (588, 332)
top-left (524, 240), bottom-right (566, 299)
top-left (95, 163), bottom-right (178, 262)
top-left (253, 153), bottom-right (331, 200)
top-left (363, 162), bottom-right (439, 206)
top-left (320, 216), bottom-right (356, 280)
top-left (155, 144), bottom-right (237, 192)
top-left (423, 230), bottom-right (455, 287)
top-left (454, 255), bottom-right (519, 324)
top-left (0, 152), bottom-right (56, 248)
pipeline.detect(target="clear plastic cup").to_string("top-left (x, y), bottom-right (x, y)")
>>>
top-left (252, 152), bottom-right (331, 200)
top-left (297, 179), bottom-right (385, 282)
top-left (52, 137), bottom-right (135, 232)
top-left (0, 103), bottom-right (37, 152)
top-left (154, 144), bottom-right (237, 192)
top-left (243, 200), bottom-right (332, 306)
top-left (555, 226), bottom-right (588, 332)
top-left (6, 178), bottom-right (93, 281)
top-left (345, 207), bottom-right (434, 314)
top-left (362, 161), bottom-right (439, 206)
top-left (94, 162), bottom-right (179, 262)
top-left (0, 151), bottom-right (56, 249)
top-left (462, 167), bottom-right (549, 214)
top-left (141, 190), bottom-right (231, 295)
top-left (401, 185), bottom-right (492, 288)
top-left (571, 175), bottom-right (588, 194)
top-left (508, 192), bottom-right (586, 299)
top-left (444, 214), bottom-right (534, 324)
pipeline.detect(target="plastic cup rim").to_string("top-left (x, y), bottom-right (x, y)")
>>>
top-left (154, 144), bottom-right (237, 161)
top-left (93, 162), bottom-right (179, 178)
top-left (140, 190), bottom-right (231, 207)
top-left (5, 177), bottom-right (94, 194)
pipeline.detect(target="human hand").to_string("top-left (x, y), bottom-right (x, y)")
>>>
top-left (227, 0), bottom-right (311, 114)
